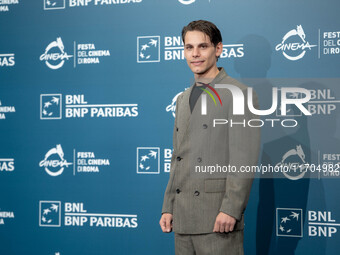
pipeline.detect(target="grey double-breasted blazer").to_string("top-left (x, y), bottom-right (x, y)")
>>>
top-left (162, 67), bottom-right (261, 234)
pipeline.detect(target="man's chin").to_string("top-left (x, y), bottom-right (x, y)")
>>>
top-left (191, 68), bottom-right (206, 75)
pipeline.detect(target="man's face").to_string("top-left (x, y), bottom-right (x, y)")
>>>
top-left (184, 30), bottom-right (222, 78)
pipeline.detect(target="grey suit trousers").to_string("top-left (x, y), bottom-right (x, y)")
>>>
top-left (175, 231), bottom-right (244, 255)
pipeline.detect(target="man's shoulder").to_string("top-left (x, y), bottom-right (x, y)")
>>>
top-left (215, 67), bottom-right (249, 92)
top-left (177, 86), bottom-right (192, 102)
top-left (218, 75), bottom-right (249, 92)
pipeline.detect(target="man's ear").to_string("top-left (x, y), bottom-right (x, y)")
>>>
top-left (215, 42), bottom-right (223, 58)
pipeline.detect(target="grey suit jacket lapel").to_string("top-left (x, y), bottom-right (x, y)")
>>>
top-left (176, 84), bottom-right (194, 148)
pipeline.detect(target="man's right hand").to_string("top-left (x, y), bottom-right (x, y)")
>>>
top-left (159, 213), bottom-right (173, 232)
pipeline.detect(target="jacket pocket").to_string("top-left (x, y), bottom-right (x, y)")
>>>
top-left (204, 179), bottom-right (226, 193)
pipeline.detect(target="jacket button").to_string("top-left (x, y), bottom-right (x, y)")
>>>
top-left (194, 191), bottom-right (200, 196)
top-left (176, 127), bottom-right (179, 132)
top-left (203, 124), bottom-right (208, 129)
top-left (197, 157), bottom-right (202, 163)
top-left (176, 156), bottom-right (182, 161)
top-left (176, 188), bottom-right (181, 194)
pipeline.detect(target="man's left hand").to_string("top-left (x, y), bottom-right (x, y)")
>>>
top-left (213, 212), bottom-right (236, 233)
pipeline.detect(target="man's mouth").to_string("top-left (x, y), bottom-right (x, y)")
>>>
top-left (191, 60), bottom-right (204, 66)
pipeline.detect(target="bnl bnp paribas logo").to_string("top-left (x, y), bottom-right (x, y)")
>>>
top-left (40, 94), bottom-right (62, 119)
top-left (136, 147), bottom-right (174, 174)
top-left (137, 36), bottom-right (244, 63)
top-left (137, 147), bottom-right (160, 174)
top-left (40, 94), bottom-right (138, 119)
top-left (39, 201), bottom-right (138, 228)
top-left (39, 201), bottom-right (61, 227)
top-left (0, 53), bottom-right (15, 67)
top-left (276, 25), bottom-right (317, 61)
top-left (0, 158), bottom-right (15, 172)
top-left (43, 0), bottom-right (142, 10)
top-left (44, 0), bottom-right (65, 10)
top-left (276, 208), bottom-right (303, 237)
top-left (39, 37), bottom-right (110, 69)
top-left (277, 208), bottom-right (339, 238)
top-left (137, 36), bottom-right (160, 63)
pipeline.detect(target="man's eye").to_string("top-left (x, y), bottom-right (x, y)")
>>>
top-left (201, 45), bottom-right (207, 49)
top-left (185, 46), bottom-right (193, 50)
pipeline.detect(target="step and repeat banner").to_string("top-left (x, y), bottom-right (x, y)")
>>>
top-left (1, 0), bottom-right (340, 254)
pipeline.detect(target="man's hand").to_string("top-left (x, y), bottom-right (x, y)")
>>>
top-left (213, 212), bottom-right (236, 233)
top-left (159, 213), bottom-right (173, 233)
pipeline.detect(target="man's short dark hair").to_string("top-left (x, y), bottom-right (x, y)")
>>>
top-left (181, 20), bottom-right (223, 47)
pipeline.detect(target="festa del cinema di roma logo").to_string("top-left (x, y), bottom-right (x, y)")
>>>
top-left (40, 37), bottom-right (73, 69)
top-left (275, 25), bottom-right (317, 61)
top-left (276, 145), bottom-right (307, 180)
top-left (39, 144), bottom-right (72, 176)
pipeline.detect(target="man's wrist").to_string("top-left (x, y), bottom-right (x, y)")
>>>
top-left (219, 210), bottom-right (238, 220)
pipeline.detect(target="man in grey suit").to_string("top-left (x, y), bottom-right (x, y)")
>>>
top-left (160, 20), bottom-right (261, 255)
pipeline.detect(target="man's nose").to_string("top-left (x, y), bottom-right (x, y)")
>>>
top-left (192, 47), bottom-right (200, 57)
